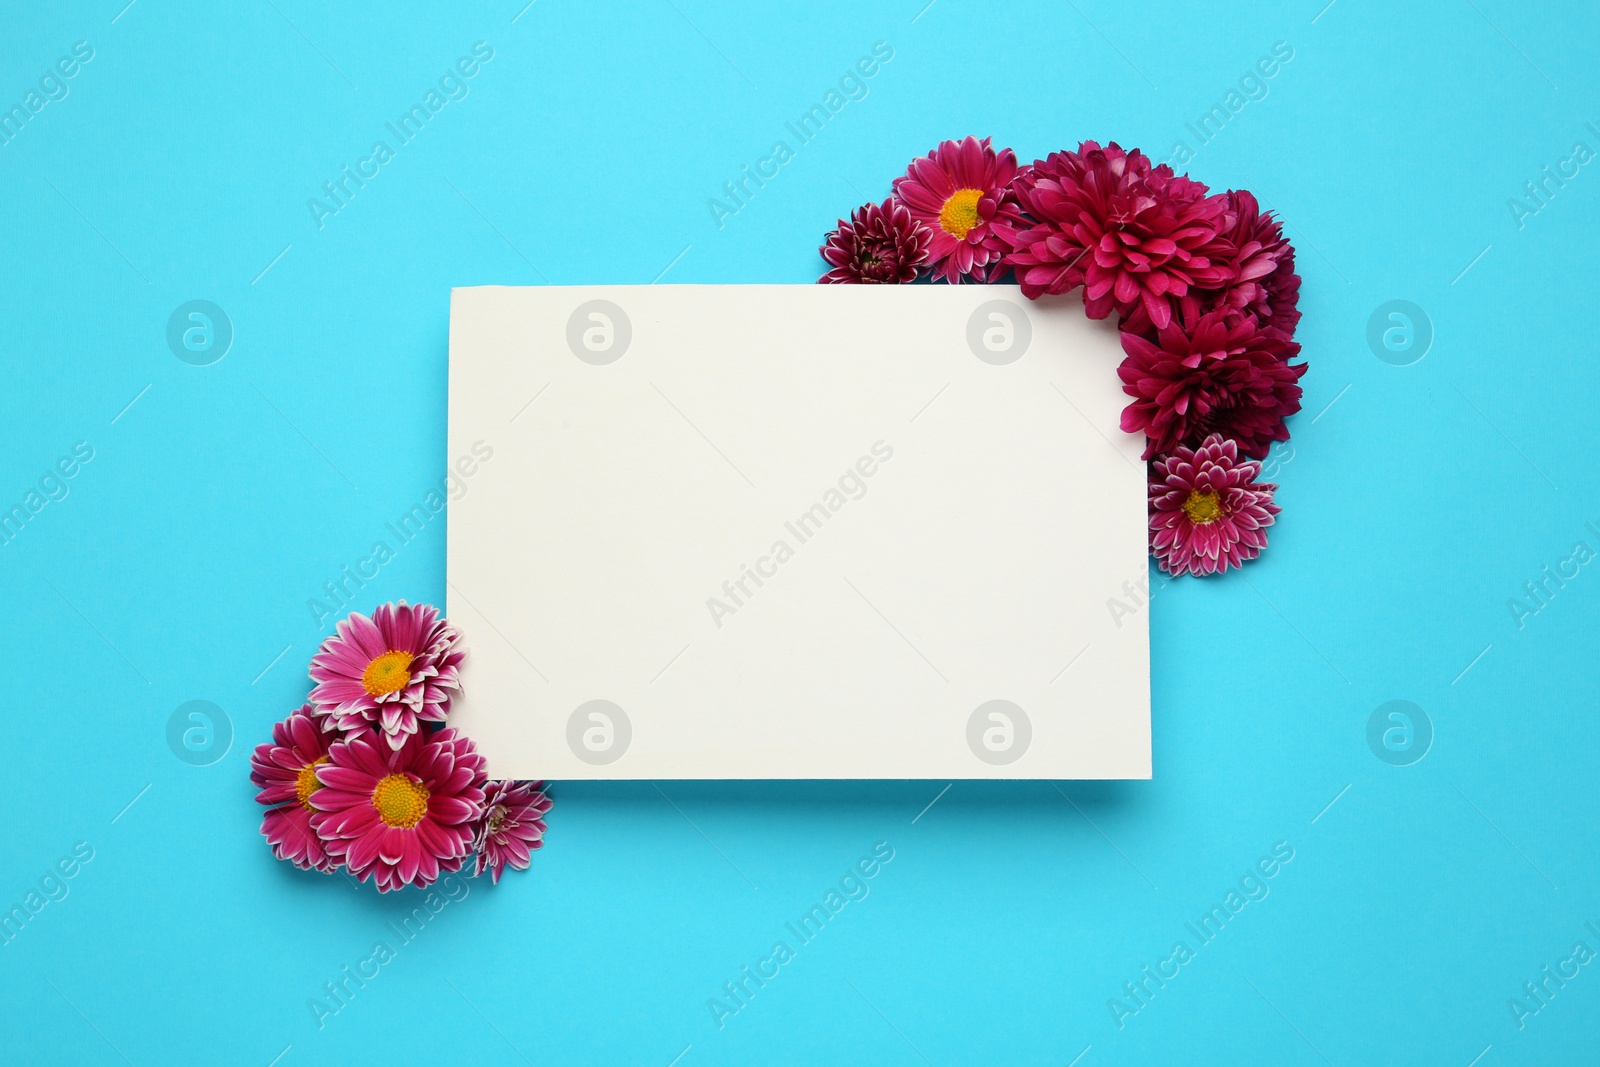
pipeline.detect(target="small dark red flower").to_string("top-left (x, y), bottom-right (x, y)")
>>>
top-left (818, 198), bottom-right (932, 284)
top-left (1118, 307), bottom-right (1306, 461)
top-left (1205, 190), bottom-right (1301, 335)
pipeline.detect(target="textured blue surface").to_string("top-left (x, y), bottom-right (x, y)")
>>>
top-left (3, 1), bottom-right (1598, 1064)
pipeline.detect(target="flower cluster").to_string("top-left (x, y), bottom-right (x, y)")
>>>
top-left (817, 138), bottom-right (1306, 576)
top-left (249, 601), bottom-right (550, 891)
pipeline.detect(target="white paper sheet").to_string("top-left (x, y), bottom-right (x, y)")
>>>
top-left (446, 285), bottom-right (1150, 779)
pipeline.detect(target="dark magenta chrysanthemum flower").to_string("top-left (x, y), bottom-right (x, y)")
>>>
top-left (1206, 190), bottom-right (1301, 336)
top-left (473, 780), bottom-right (552, 884)
top-left (309, 601), bottom-right (464, 750)
top-left (1149, 433), bottom-right (1279, 576)
top-left (1260, 245), bottom-right (1301, 338)
top-left (310, 728), bottom-right (486, 893)
top-left (891, 136), bottom-right (1026, 283)
top-left (249, 706), bottom-right (340, 873)
top-left (818, 198), bottom-right (932, 284)
top-left (1005, 141), bottom-right (1232, 329)
top-left (1117, 307), bottom-right (1306, 461)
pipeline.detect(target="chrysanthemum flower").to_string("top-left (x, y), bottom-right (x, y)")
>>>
top-left (249, 706), bottom-right (340, 873)
top-left (310, 728), bottom-right (486, 893)
top-left (1005, 141), bottom-right (1232, 329)
top-left (1260, 246), bottom-right (1301, 338)
top-left (309, 601), bottom-right (465, 750)
top-left (1205, 190), bottom-right (1301, 335)
top-left (891, 136), bottom-right (1026, 283)
top-left (818, 198), bottom-right (932, 284)
top-left (1149, 434), bottom-right (1279, 576)
top-left (1118, 307), bottom-right (1306, 461)
top-left (474, 781), bottom-right (553, 884)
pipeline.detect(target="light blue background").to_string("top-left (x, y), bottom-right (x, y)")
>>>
top-left (3, 1), bottom-right (1597, 1063)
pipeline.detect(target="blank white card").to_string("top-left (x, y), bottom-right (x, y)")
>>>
top-left (446, 285), bottom-right (1149, 780)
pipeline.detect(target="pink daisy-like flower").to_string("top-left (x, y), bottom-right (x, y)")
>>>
top-left (1203, 190), bottom-right (1301, 336)
top-left (818, 198), bottom-right (932, 284)
top-left (1004, 141), bottom-right (1232, 329)
top-left (474, 781), bottom-right (553, 884)
top-left (891, 136), bottom-right (1026, 284)
top-left (1149, 433), bottom-right (1280, 576)
top-left (1118, 307), bottom-right (1306, 461)
top-left (310, 728), bottom-right (486, 893)
top-left (249, 706), bottom-right (341, 873)
top-left (309, 601), bottom-right (465, 750)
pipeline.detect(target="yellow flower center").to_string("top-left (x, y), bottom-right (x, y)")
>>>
top-left (295, 757), bottom-right (329, 811)
top-left (1182, 489), bottom-right (1224, 525)
top-left (361, 650), bottom-right (414, 697)
top-left (372, 774), bottom-right (430, 829)
top-left (938, 188), bottom-right (984, 238)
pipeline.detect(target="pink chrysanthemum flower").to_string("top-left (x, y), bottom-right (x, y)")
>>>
top-left (309, 601), bottom-right (465, 750)
top-left (1149, 434), bottom-right (1280, 576)
top-left (891, 136), bottom-right (1026, 283)
top-left (474, 781), bottom-right (553, 884)
top-left (249, 706), bottom-right (341, 873)
top-left (1118, 307), bottom-right (1306, 461)
top-left (310, 728), bottom-right (486, 893)
top-left (818, 198), bottom-right (932, 284)
top-left (1005, 141), bottom-right (1232, 329)
top-left (1206, 190), bottom-right (1301, 336)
